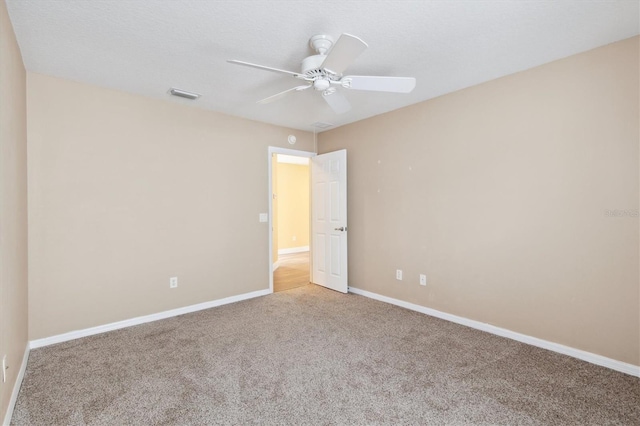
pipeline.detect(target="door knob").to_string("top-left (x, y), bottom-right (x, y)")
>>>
top-left (334, 227), bottom-right (346, 231)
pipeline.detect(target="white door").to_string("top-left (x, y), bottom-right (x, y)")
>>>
top-left (311, 149), bottom-right (348, 293)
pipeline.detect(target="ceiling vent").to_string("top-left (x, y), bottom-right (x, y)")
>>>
top-left (311, 121), bottom-right (333, 129)
top-left (168, 88), bottom-right (201, 100)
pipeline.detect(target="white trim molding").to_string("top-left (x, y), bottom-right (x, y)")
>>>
top-left (273, 261), bottom-right (280, 272)
top-left (30, 289), bottom-right (270, 349)
top-left (3, 343), bottom-right (30, 426)
top-left (278, 246), bottom-right (309, 255)
top-left (348, 286), bottom-right (640, 378)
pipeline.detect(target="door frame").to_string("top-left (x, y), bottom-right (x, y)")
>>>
top-left (268, 146), bottom-right (316, 293)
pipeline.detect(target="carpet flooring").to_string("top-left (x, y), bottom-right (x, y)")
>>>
top-left (11, 284), bottom-right (640, 425)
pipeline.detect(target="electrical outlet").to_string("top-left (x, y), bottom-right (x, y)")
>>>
top-left (420, 274), bottom-right (427, 286)
top-left (2, 355), bottom-right (7, 383)
top-left (396, 269), bottom-right (403, 280)
top-left (292, 235), bottom-right (297, 241)
top-left (169, 277), bottom-right (178, 288)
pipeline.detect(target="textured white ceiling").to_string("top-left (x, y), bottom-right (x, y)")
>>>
top-left (6, 0), bottom-right (639, 132)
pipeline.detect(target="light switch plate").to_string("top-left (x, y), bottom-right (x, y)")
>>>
top-left (259, 213), bottom-right (268, 223)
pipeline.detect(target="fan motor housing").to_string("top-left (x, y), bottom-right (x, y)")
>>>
top-left (301, 55), bottom-right (326, 74)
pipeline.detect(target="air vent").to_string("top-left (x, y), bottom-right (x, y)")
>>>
top-left (311, 121), bottom-right (333, 129)
top-left (168, 88), bottom-right (201, 100)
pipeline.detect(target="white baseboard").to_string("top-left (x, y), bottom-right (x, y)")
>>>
top-left (29, 288), bottom-right (271, 349)
top-left (348, 286), bottom-right (640, 378)
top-left (278, 246), bottom-right (309, 255)
top-left (2, 342), bottom-right (30, 426)
top-left (273, 261), bottom-right (280, 271)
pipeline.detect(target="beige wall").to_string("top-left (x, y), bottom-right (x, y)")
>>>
top-left (276, 162), bottom-right (310, 251)
top-left (0, 0), bottom-right (29, 421)
top-left (27, 73), bottom-right (314, 340)
top-left (319, 37), bottom-right (639, 365)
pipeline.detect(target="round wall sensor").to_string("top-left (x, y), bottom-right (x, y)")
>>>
top-left (288, 135), bottom-right (297, 145)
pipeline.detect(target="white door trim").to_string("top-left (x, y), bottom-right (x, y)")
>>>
top-left (268, 146), bottom-right (315, 293)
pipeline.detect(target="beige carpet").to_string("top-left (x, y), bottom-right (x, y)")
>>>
top-left (11, 284), bottom-right (639, 425)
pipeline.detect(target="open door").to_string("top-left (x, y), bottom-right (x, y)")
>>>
top-left (311, 149), bottom-right (348, 293)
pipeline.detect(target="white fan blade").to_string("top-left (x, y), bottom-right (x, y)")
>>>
top-left (321, 34), bottom-right (368, 75)
top-left (257, 85), bottom-right (311, 104)
top-left (322, 90), bottom-right (351, 114)
top-left (341, 76), bottom-right (416, 93)
top-left (227, 60), bottom-right (303, 78)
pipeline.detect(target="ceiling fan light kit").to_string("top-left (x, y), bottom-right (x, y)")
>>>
top-left (227, 33), bottom-right (416, 114)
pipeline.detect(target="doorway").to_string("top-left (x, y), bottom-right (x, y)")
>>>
top-left (268, 147), bottom-right (315, 293)
top-left (273, 154), bottom-right (310, 292)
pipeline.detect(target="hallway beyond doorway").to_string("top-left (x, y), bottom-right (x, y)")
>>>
top-left (274, 252), bottom-right (309, 292)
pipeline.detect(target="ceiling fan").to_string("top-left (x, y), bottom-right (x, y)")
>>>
top-left (227, 33), bottom-right (416, 114)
